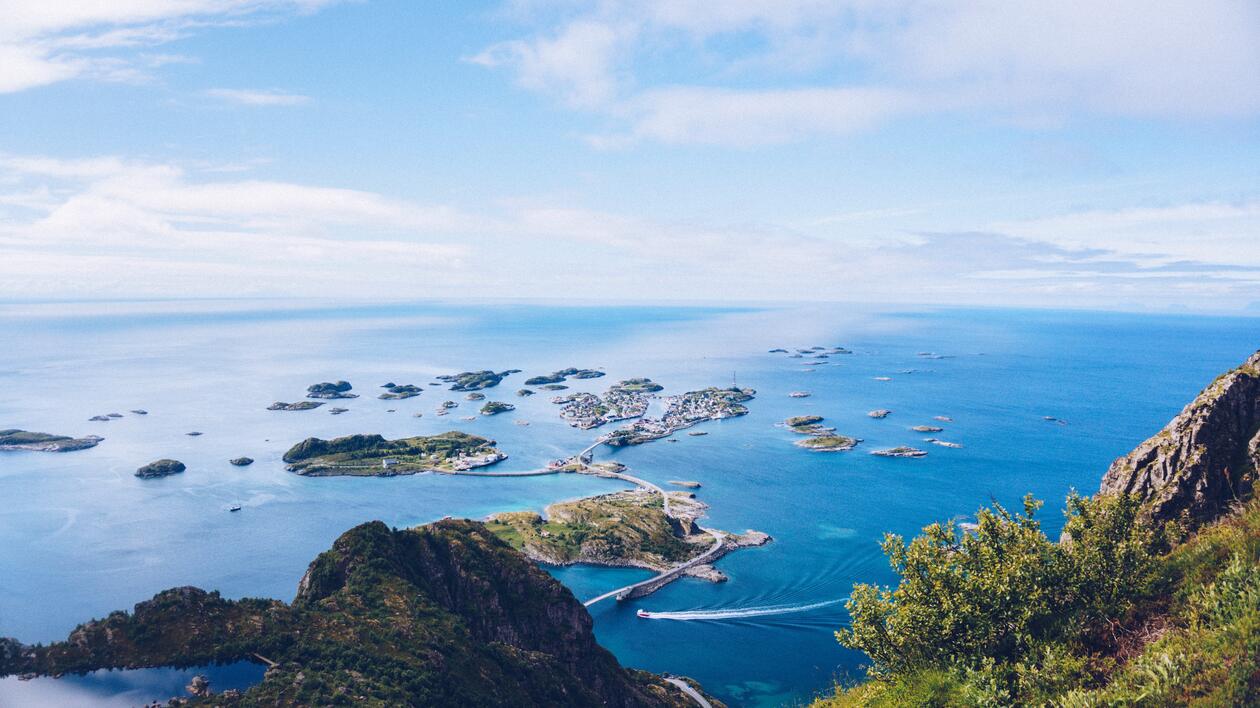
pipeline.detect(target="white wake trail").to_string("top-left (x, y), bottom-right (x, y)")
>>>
top-left (641, 598), bottom-right (847, 621)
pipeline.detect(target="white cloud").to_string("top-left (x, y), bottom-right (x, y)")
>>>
top-left (476, 0), bottom-right (1260, 145)
top-left (205, 88), bottom-right (310, 105)
top-left (0, 152), bottom-right (1256, 309)
top-left (0, 0), bottom-right (342, 93)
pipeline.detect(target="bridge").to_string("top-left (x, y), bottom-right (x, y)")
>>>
top-left (583, 529), bottom-right (724, 607)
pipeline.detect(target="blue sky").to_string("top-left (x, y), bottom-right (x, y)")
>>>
top-left (0, 1), bottom-right (1257, 311)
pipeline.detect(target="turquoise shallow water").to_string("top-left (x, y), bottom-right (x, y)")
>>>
top-left (0, 300), bottom-right (1255, 706)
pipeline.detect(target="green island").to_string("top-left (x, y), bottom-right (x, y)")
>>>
top-left (282, 432), bottom-right (506, 476)
top-left (479, 401), bottom-right (515, 415)
top-left (795, 434), bottom-right (860, 452)
top-left (516, 388), bottom-right (534, 396)
top-left (0, 429), bottom-right (102, 452)
top-left (610, 377), bottom-right (664, 393)
top-left (485, 487), bottom-right (759, 577)
top-left (783, 415), bottom-right (834, 436)
top-left (0, 520), bottom-right (706, 707)
top-left (436, 369), bottom-right (520, 391)
top-left (306, 381), bottom-right (357, 399)
top-left (135, 459), bottom-right (185, 479)
top-left (379, 383), bottom-right (422, 399)
top-left (524, 367), bottom-right (606, 385)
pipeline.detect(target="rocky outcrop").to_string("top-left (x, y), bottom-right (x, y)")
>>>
top-left (135, 459), bottom-right (185, 479)
top-left (1100, 349), bottom-right (1260, 527)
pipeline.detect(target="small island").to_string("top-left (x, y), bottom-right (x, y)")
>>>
top-left (871, 446), bottom-right (928, 458)
top-left (516, 388), bottom-right (534, 396)
top-left (911, 425), bottom-right (944, 433)
top-left (612, 377), bottom-right (664, 393)
top-left (229, 457), bottom-right (254, 466)
top-left (306, 381), bottom-right (358, 399)
top-left (0, 429), bottom-right (103, 452)
top-left (479, 401), bottom-right (515, 415)
top-left (486, 488), bottom-right (766, 579)
top-left (783, 415), bottom-right (833, 435)
top-left (437, 370), bottom-right (520, 391)
top-left (795, 434), bottom-right (860, 451)
top-left (136, 459), bottom-right (185, 479)
top-left (282, 431), bottom-right (506, 476)
top-left (925, 438), bottom-right (963, 449)
top-left (379, 384), bottom-right (422, 400)
top-left (868, 409), bottom-right (892, 418)
top-left (268, 401), bottom-right (324, 411)
top-left (524, 367), bottom-right (605, 385)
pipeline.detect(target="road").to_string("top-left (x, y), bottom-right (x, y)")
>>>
top-left (582, 529), bottom-right (724, 607)
top-left (666, 678), bottom-right (713, 708)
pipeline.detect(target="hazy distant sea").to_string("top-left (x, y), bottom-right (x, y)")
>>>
top-left (1, 300), bottom-right (1255, 706)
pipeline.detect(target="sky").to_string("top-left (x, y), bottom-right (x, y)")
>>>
top-left (0, 0), bottom-right (1257, 311)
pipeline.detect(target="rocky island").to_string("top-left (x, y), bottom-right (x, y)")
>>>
top-left (0, 429), bottom-right (103, 452)
top-left (229, 457), bottom-right (254, 466)
top-left (135, 459), bottom-right (185, 478)
top-left (524, 367), bottom-right (605, 385)
top-left (305, 381), bottom-right (357, 399)
top-left (783, 415), bottom-right (833, 435)
top-left (480, 401), bottom-right (515, 415)
top-left (555, 387), bottom-right (650, 429)
top-left (871, 445), bottom-right (927, 458)
top-left (0, 520), bottom-right (709, 707)
top-left (796, 434), bottom-right (860, 451)
top-left (437, 369), bottom-right (521, 391)
top-left (267, 400), bottom-right (324, 411)
top-left (379, 383), bottom-right (422, 399)
top-left (282, 431), bottom-right (506, 476)
top-left (486, 488), bottom-right (766, 581)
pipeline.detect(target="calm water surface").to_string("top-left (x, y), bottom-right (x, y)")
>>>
top-left (0, 300), bottom-right (1255, 706)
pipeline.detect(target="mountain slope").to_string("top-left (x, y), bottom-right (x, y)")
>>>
top-left (0, 520), bottom-right (708, 707)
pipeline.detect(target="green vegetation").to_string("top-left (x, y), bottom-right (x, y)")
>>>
top-left (135, 459), bottom-right (185, 478)
top-left (479, 401), bottom-right (515, 415)
top-left (796, 435), bottom-right (858, 451)
top-left (785, 415), bottom-right (835, 436)
top-left (485, 491), bottom-right (705, 569)
top-left (814, 493), bottom-right (1260, 706)
top-left (282, 432), bottom-right (501, 476)
top-left (1, 520), bottom-right (697, 707)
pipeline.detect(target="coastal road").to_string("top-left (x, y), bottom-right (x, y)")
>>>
top-left (666, 678), bottom-right (713, 708)
top-left (583, 529), bottom-right (725, 607)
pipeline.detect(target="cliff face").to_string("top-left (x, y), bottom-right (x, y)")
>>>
top-left (2, 520), bottom-right (705, 707)
top-left (1100, 350), bottom-right (1260, 527)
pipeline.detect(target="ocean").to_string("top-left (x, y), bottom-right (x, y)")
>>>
top-left (0, 300), bottom-right (1255, 706)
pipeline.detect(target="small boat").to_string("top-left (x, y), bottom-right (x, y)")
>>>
top-left (637, 609), bottom-right (653, 619)
top-left (229, 505), bottom-right (242, 512)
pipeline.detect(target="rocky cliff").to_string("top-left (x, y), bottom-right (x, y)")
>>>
top-left (1, 520), bottom-right (708, 707)
top-left (1099, 349), bottom-right (1260, 527)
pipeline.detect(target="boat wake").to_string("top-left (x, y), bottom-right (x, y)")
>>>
top-left (640, 598), bottom-right (847, 621)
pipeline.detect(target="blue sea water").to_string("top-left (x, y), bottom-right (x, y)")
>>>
top-left (0, 300), bottom-right (1255, 706)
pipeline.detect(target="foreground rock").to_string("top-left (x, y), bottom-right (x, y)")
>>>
top-left (136, 459), bottom-right (185, 478)
top-left (1100, 349), bottom-right (1259, 528)
top-left (0, 429), bottom-right (102, 452)
top-left (0, 520), bottom-right (708, 707)
top-left (283, 431), bottom-right (506, 476)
